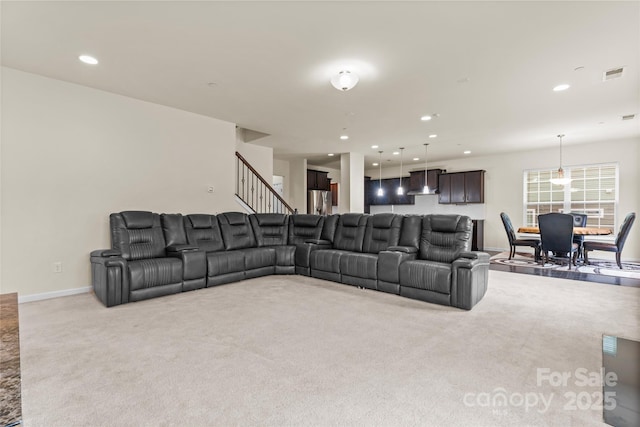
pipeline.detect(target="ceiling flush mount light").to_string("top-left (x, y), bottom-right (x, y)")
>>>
top-left (331, 70), bottom-right (359, 91)
top-left (550, 134), bottom-right (571, 185)
top-left (421, 113), bottom-right (440, 121)
top-left (553, 84), bottom-right (570, 92)
top-left (340, 135), bottom-right (349, 140)
top-left (328, 153), bottom-right (334, 157)
top-left (428, 134), bottom-right (438, 139)
top-left (463, 150), bottom-right (471, 154)
top-left (372, 162), bottom-right (379, 166)
top-left (413, 157), bottom-right (420, 161)
top-left (423, 143), bottom-right (430, 194)
top-left (377, 151), bottom-right (384, 197)
top-left (397, 147), bottom-right (405, 196)
top-left (79, 55), bottom-right (98, 65)
top-left (371, 145), bottom-right (378, 149)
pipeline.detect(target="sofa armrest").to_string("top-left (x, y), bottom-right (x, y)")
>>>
top-left (386, 246), bottom-right (418, 254)
top-left (166, 244), bottom-right (200, 253)
top-left (378, 250), bottom-right (417, 284)
top-left (454, 251), bottom-right (490, 266)
top-left (90, 249), bottom-right (122, 258)
top-left (166, 248), bottom-right (206, 281)
top-left (90, 252), bottom-right (129, 307)
top-left (451, 251), bottom-right (490, 310)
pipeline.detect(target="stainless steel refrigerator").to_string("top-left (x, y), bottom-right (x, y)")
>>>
top-left (307, 190), bottom-right (332, 215)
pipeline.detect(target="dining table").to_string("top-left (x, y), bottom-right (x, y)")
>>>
top-left (517, 226), bottom-right (612, 235)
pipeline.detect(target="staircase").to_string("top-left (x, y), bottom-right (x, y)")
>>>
top-left (235, 152), bottom-right (295, 214)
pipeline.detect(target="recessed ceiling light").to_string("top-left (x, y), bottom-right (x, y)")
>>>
top-left (79, 55), bottom-right (98, 65)
top-left (464, 150), bottom-right (471, 154)
top-left (371, 145), bottom-right (378, 149)
top-left (392, 151), bottom-right (399, 155)
top-left (413, 157), bottom-right (420, 161)
top-left (372, 162), bottom-right (379, 166)
top-left (428, 134), bottom-right (437, 138)
top-left (420, 115), bottom-right (432, 121)
top-left (340, 135), bottom-right (349, 140)
top-left (553, 84), bottom-right (570, 92)
top-left (328, 153), bottom-right (334, 157)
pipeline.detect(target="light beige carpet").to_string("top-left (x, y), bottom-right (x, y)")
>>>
top-left (19, 271), bottom-right (640, 426)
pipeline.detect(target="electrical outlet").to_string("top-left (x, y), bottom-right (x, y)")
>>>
top-left (207, 186), bottom-right (215, 193)
top-left (52, 262), bottom-right (63, 273)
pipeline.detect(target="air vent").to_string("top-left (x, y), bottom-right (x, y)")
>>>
top-left (603, 67), bottom-right (624, 81)
top-left (622, 114), bottom-right (636, 121)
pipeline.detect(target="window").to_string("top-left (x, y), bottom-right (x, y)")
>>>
top-left (523, 163), bottom-right (618, 228)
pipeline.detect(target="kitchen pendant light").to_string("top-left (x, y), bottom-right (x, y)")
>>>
top-left (377, 151), bottom-right (384, 197)
top-left (549, 134), bottom-right (571, 185)
top-left (423, 143), bottom-right (430, 193)
top-left (397, 147), bottom-right (405, 195)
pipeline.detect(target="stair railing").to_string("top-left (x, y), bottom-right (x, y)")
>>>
top-left (235, 151), bottom-right (295, 214)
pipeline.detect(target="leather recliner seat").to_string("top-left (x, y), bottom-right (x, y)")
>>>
top-left (397, 215), bottom-right (489, 310)
top-left (249, 213), bottom-right (296, 275)
top-left (309, 213), bottom-right (368, 283)
top-left (91, 211), bottom-right (204, 306)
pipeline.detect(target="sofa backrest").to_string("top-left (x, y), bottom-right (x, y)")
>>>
top-left (321, 214), bottom-right (339, 243)
top-left (398, 215), bottom-right (422, 249)
top-left (161, 213), bottom-right (188, 246)
top-left (110, 211), bottom-right (166, 260)
top-left (250, 213), bottom-right (289, 247)
top-left (218, 212), bottom-right (256, 250)
top-left (333, 213), bottom-right (368, 252)
top-left (184, 214), bottom-right (225, 253)
top-left (419, 214), bottom-right (472, 263)
top-left (362, 213), bottom-right (402, 254)
top-left (288, 214), bottom-right (324, 245)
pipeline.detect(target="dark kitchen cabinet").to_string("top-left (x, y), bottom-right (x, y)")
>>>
top-left (330, 182), bottom-right (338, 206)
top-left (307, 169), bottom-right (330, 190)
top-left (408, 169), bottom-right (444, 193)
top-left (438, 174), bottom-right (451, 204)
top-left (464, 171), bottom-right (484, 203)
top-left (438, 170), bottom-right (485, 204)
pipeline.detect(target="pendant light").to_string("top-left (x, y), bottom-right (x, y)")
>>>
top-left (423, 143), bottom-right (430, 193)
top-left (549, 134), bottom-right (571, 185)
top-left (377, 151), bottom-right (384, 197)
top-left (397, 147), bottom-right (405, 195)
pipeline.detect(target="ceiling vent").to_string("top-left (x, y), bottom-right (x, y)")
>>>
top-left (603, 67), bottom-right (624, 81)
top-left (621, 114), bottom-right (636, 121)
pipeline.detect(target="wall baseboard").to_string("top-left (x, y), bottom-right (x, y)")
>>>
top-left (18, 286), bottom-right (91, 304)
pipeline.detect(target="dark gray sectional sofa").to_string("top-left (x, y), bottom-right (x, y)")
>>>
top-left (91, 211), bottom-right (489, 310)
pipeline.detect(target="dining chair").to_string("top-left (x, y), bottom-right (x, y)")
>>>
top-left (583, 212), bottom-right (636, 269)
top-left (538, 213), bottom-right (579, 269)
top-left (500, 212), bottom-right (541, 261)
top-left (569, 212), bottom-right (588, 259)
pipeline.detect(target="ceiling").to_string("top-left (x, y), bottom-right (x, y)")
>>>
top-left (2, 1), bottom-right (639, 170)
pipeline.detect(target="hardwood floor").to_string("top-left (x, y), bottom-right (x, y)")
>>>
top-left (487, 251), bottom-right (640, 287)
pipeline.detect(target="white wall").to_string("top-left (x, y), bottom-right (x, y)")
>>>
top-left (235, 132), bottom-right (273, 182)
top-left (1, 67), bottom-right (237, 296)
top-left (288, 157), bottom-right (307, 213)
top-left (273, 158), bottom-right (290, 203)
top-left (366, 137), bottom-right (640, 259)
